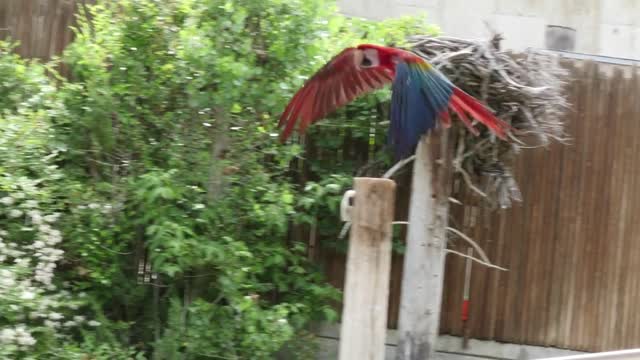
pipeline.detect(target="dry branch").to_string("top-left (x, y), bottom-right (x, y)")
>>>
top-left (409, 34), bottom-right (569, 208)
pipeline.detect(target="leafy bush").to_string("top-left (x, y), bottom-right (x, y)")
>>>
top-left (0, 40), bottom-right (136, 359)
top-left (0, 0), bottom-right (436, 358)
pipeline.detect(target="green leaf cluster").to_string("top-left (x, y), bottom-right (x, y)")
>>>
top-left (0, 0), bottom-right (436, 358)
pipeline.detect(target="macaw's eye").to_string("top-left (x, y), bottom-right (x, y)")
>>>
top-left (360, 49), bottom-right (380, 68)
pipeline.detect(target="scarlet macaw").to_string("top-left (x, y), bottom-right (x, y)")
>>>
top-left (278, 44), bottom-right (511, 158)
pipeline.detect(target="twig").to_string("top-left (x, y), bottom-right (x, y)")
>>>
top-left (143, 282), bottom-right (170, 288)
top-left (446, 226), bottom-right (491, 264)
top-left (445, 249), bottom-right (508, 271)
top-left (408, 35), bottom-right (568, 207)
top-left (97, 244), bottom-right (133, 255)
top-left (184, 272), bottom-right (218, 278)
top-left (455, 164), bottom-right (487, 198)
top-left (193, 353), bottom-right (237, 360)
top-left (383, 155), bottom-right (416, 179)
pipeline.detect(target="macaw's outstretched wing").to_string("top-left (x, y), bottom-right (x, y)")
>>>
top-left (390, 58), bottom-right (511, 159)
top-left (278, 47), bottom-right (394, 141)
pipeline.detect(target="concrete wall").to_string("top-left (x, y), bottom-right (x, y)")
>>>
top-left (338, 0), bottom-right (640, 59)
top-left (313, 323), bottom-right (587, 360)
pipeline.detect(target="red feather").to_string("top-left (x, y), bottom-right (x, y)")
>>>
top-left (278, 47), bottom-right (394, 142)
top-left (278, 44), bottom-right (511, 146)
top-left (439, 109), bottom-right (452, 128)
top-left (450, 88), bottom-right (511, 139)
top-left (449, 97), bottom-right (480, 136)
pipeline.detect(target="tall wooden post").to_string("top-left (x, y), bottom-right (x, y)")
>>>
top-left (339, 178), bottom-right (396, 360)
top-left (396, 132), bottom-right (452, 360)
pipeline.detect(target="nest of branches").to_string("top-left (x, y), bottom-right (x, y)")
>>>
top-left (408, 34), bottom-right (570, 208)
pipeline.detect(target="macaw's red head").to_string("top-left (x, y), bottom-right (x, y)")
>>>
top-left (356, 44), bottom-right (401, 71)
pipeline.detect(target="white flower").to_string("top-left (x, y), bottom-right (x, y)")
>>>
top-left (88, 203), bottom-right (100, 209)
top-left (13, 326), bottom-right (36, 347)
top-left (63, 321), bottom-right (76, 327)
top-left (0, 328), bottom-right (15, 343)
top-left (0, 196), bottom-right (14, 205)
top-left (31, 215), bottom-right (43, 225)
top-left (8, 209), bottom-right (23, 218)
top-left (38, 299), bottom-right (52, 309)
top-left (28, 312), bottom-right (43, 320)
top-left (15, 258), bottom-right (30, 267)
top-left (87, 320), bottom-right (101, 327)
top-left (35, 272), bottom-right (53, 286)
top-left (192, 203), bottom-right (205, 210)
top-left (20, 291), bottom-right (36, 300)
top-left (24, 200), bottom-right (38, 208)
top-left (43, 320), bottom-right (60, 328)
top-left (32, 241), bottom-right (45, 249)
top-left (8, 249), bottom-right (26, 257)
top-left (0, 276), bottom-right (15, 288)
top-left (73, 315), bottom-right (86, 323)
top-left (277, 318), bottom-right (288, 324)
top-left (48, 312), bottom-right (64, 320)
top-left (37, 224), bottom-right (52, 234)
top-left (43, 213), bottom-right (60, 223)
top-left (13, 192), bottom-right (25, 199)
top-left (16, 333), bottom-right (36, 346)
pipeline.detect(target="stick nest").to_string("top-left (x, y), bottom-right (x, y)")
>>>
top-left (408, 34), bottom-right (570, 208)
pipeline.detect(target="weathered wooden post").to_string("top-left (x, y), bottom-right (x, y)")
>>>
top-left (396, 132), bottom-right (452, 360)
top-left (338, 177), bottom-right (396, 360)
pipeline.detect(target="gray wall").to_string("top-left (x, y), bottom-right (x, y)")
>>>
top-left (338, 0), bottom-right (640, 59)
top-left (313, 324), bottom-right (587, 360)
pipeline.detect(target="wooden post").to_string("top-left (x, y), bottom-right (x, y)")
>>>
top-left (339, 177), bottom-right (396, 360)
top-left (396, 133), bottom-right (452, 360)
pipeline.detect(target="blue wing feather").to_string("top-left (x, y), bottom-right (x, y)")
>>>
top-left (389, 61), bottom-right (454, 159)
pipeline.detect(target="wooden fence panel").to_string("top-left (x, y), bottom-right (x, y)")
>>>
top-left (436, 62), bottom-right (640, 352)
top-left (0, 0), bottom-right (91, 61)
top-left (316, 60), bottom-right (640, 352)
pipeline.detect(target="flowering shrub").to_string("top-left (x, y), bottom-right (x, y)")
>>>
top-left (0, 41), bottom-right (135, 359)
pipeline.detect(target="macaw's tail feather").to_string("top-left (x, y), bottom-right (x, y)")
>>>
top-left (448, 87), bottom-right (511, 140)
top-left (448, 99), bottom-right (479, 136)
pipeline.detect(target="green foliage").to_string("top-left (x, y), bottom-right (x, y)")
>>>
top-left (0, 0), bottom-right (436, 358)
top-left (0, 40), bottom-right (138, 359)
